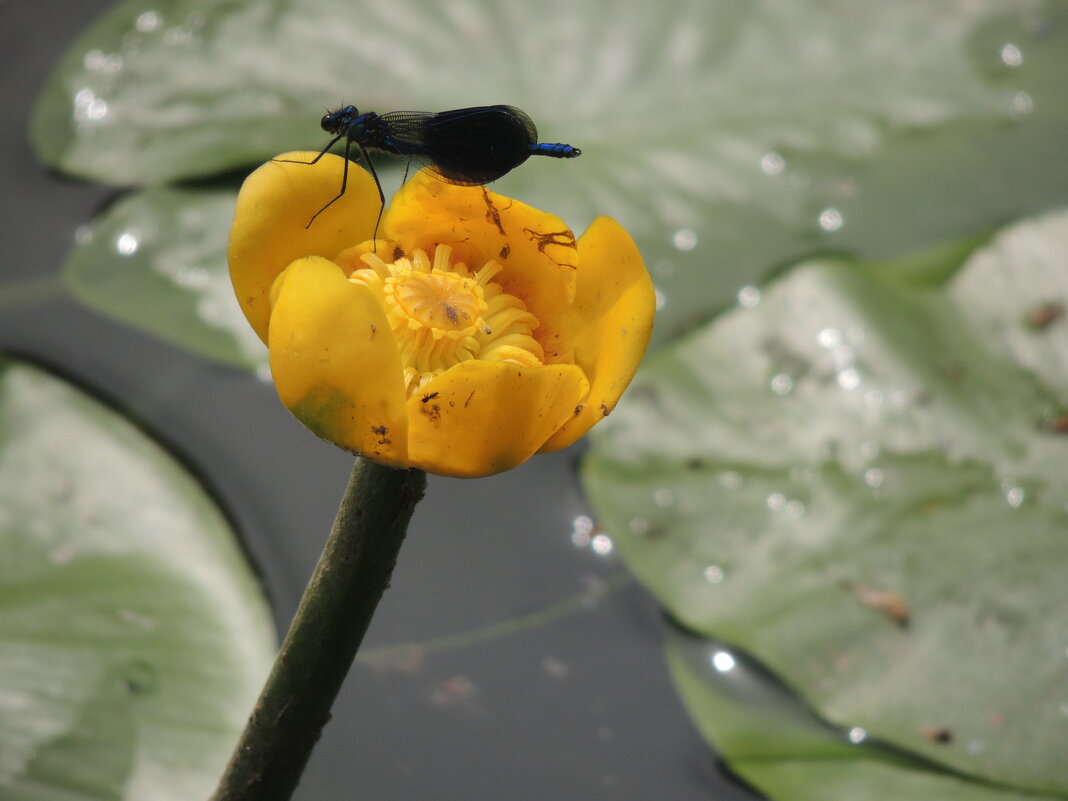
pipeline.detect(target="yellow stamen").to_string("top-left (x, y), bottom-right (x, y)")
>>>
top-left (346, 245), bottom-right (544, 397)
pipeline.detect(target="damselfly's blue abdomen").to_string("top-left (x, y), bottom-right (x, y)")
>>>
top-left (529, 141), bottom-right (581, 158)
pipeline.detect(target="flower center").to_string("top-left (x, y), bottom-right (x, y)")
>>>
top-left (347, 246), bottom-right (544, 395)
top-left (395, 271), bottom-right (479, 332)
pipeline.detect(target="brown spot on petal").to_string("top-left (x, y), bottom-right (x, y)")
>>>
top-left (420, 404), bottom-right (442, 426)
top-left (499, 245), bottom-right (510, 260)
top-left (371, 425), bottom-right (391, 445)
top-left (482, 189), bottom-right (506, 235)
top-left (393, 246), bottom-right (405, 261)
top-left (523, 227), bottom-right (577, 269)
top-left (600, 402), bottom-right (611, 416)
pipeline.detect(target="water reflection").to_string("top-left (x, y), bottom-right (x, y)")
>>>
top-left (115, 232), bottom-right (139, 255)
top-left (135, 10), bottom-right (163, 32)
top-left (163, 25), bottom-right (198, 47)
top-left (669, 625), bottom-right (871, 754)
top-left (818, 207), bottom-right (844, 232)
top-left (1000, 42), bottom-right (1023, 67)
top-left (653, 488), bottom-right (675, 508)
top-left (817, 327), bottom-right (842, 349)
top-left (570, 514), bottom-right (595, 548)
top-left (766, 492), bottom-right (786, 513)
top-left (1001, 482), bottom-right (1025, 508)
top-left (83, 50), bottom-right (123, 74)
top-left (737, 285), bottom-right (761, 308)
top-left (73, 88), bottom-right (108, 122)
top-left (1011, 90), bottom-right (1034, 115)
top-left (672, 228), bottom-right (698, 252)
top-left (760, 151), bottom-right (785, 176)
top-left (628, 516), bottom-right (650, 536)
top-left (711, 650), bottom-right (735, 672)
top-left (859, 440), bottom-right (880, 460)
top-left (718, 470), bottom-right (743, 490)
top-left (590, 533), bottom-right (614, 556)
top-left (837, 367), bottom-right (861, 390)
top-left (541, 656), bottom-right (569, 679)
top-left (863, 468), bottom-right (885, 489)
top-left (864, 389), bottom-right (884, 409)
top-left (702, 565), bottom-right (725, 585)
top-left (769, 373), bottom-right (794, 396)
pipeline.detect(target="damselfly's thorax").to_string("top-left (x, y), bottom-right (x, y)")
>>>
top-left (321, 107), bottom-right (391, 151)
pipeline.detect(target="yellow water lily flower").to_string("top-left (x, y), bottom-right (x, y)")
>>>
top-left (229, 152), bottom-right (655, 477)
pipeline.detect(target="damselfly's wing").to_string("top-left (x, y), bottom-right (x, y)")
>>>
top-left (381, 106), bottom-right (538, 186)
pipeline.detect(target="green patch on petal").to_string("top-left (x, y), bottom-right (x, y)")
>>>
top-left (583, 207), bottom-right (1068, 797)
top-left (288, 385), bottom-right (359, 448)
top-left (288, 383), bottom-right (404, 462)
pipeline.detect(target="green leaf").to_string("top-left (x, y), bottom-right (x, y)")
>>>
top-left (732, 762), bottom-right (1061, 801)
top-left (0, 355), bottom-right (275, 800)
top-left (30, 0), bottom-right (1068, 348)
top-left (63, 187), bottom-right (266, 369)
top-left (666, 628), bottom-right (1066, 801)
top-left (583, 208), bottom-right (1068, 795)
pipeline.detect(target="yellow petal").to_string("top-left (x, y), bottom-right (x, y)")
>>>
top-left (382, 172), bottom-right (578, 363)
top-left (406, 361), bottom-right (589, 478)
top-left (540, 217), bottom-right (655, 452)
top-left (229, 152), bottom-right (381, 343)
top-left (269, 256), bottom-right (409, 466)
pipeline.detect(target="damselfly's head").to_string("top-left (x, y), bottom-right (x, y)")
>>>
top-left (321, 106), bottom-right (360, 135)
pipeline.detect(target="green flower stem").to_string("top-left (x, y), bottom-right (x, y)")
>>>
top-left (211, 457), bottom-right (427, 801)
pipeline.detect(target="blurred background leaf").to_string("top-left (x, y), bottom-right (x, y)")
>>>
top-left (31, 0), bottom-right (1068, 359)
top-left (665, 629), bottom-right (1066, 801)
top-left (584, 207), bottom-right (1068, 797)
top-left (662, 627), bottom-right (1063, 801)
top-left (64, 186), bottom-right (264, 369)
top-left (0, 354), bottom-right (275, 800)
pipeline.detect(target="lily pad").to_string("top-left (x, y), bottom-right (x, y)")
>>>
top-left (666, 628), bottom-right (1067, 801)
top-left (583, 208), bottom-right (1068, 795)
top-left (63, 186), bottom-right (265, 368)
top-left (30, 0), bottom-right (1068, 353)
top-left (0, 355), bottom-right (275, 800)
